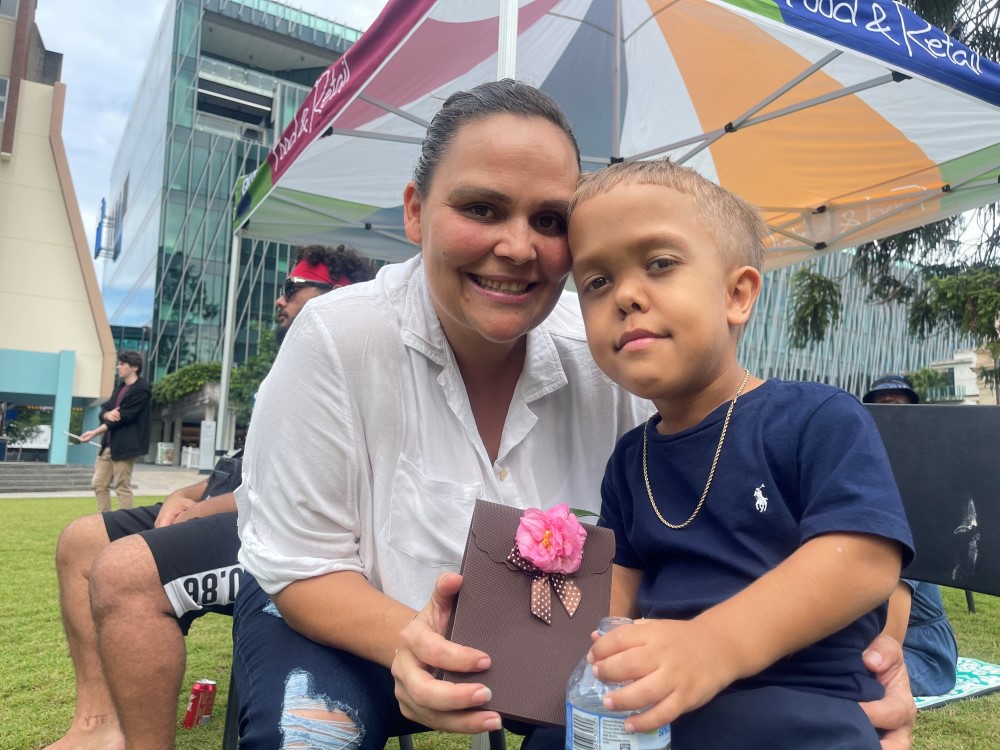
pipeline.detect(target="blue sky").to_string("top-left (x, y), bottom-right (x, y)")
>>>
top-left (34, 0), bottom-right (388, 273)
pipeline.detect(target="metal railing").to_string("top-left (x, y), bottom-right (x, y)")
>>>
top-left (199, 57), bottom-right (279, 96)
top-left (195, 111), bottom-right (269, 144)
top-left (925, 385), bottom-right (966, 402)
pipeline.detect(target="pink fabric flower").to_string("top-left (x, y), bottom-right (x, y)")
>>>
top-left (515, 503), bottom-right (587, 574)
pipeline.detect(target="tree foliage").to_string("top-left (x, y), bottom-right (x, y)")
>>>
top-left (3, 407), bottom-right (46, 447)
top-left (907, 367), bottom-right (949, 402)
top-left (152, 362), bottom-right (223, 407)
top-left (788, 0), bottom-right (1000, 355)
top-left (229, 329), bottom-right (279, 425)
top-left (788, 267), bottom-right (842, 349)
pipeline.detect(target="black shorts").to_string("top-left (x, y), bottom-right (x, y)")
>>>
top-left (103, 506), bottom-right (242, 635)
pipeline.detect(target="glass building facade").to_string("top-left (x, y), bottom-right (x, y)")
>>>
top-left (740, 250), bottom-right (971, 398)
top-left (100, 0), bottom-right (361, 381)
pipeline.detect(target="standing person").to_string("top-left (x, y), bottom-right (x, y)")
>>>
top-left (234, 80), bottom-right (916, 750)
top-left (864, 375), bottom-right (959, 697)
top-left (45, 245), bottom-right (374, 750)
top-left (562, 158), bottom-right (912, 748)
top-left (80, 350), bottom-right (152, 512)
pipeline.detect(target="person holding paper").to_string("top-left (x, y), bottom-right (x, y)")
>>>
top-left (79, 350), bottom-right (151, 512)
top-left (234, 80), bottom-right (918, 750)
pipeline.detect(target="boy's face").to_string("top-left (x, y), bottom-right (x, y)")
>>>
top-left (569, 182), bottom-right (750, 406)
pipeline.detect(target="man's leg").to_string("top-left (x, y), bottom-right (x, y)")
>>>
top-left (90, 535), bottom-right (186, 750)
top-left (46, 514), bottom-right (123, 750)
top-left (92, 449), bottom-right (113, 513)
top-left (111, 457), bottom-right (136, 509)
top-left (90, 512), bottom-right (242, 750)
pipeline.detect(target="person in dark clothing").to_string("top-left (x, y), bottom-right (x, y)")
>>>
top-left (80, 350), bottom-right (152, 512)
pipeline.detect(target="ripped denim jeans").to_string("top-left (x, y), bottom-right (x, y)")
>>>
top-left (232, 573), bottom-right (426, 750)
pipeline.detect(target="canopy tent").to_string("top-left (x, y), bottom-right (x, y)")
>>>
top-left (217, 0), bottom-right (1000, 447)
top-left (233, 0), bottom-right (1000, 263)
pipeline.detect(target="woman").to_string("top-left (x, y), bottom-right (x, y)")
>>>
top-left (234, 80), bottom-right (915, 749)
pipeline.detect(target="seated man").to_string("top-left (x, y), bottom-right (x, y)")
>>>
top-left (47, 245), bottom-right (376, 750)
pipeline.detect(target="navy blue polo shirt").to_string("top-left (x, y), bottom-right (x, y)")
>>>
top-left (600, 379), bottom-right (914, 702)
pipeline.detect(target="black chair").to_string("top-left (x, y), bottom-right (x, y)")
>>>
top-left (866, 404), bottom-right (1000, 599)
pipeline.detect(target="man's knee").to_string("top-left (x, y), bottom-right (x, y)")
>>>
top-left (56, 514), bottom-right (111, 576)
top-left (89, 535), bottom-right (168, 624)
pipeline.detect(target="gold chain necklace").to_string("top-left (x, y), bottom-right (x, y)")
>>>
top-left (643, 369), bottom-right (751, 529)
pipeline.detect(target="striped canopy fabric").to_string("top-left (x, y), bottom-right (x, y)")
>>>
top-left (233, 0), bottom-right (1000, 271)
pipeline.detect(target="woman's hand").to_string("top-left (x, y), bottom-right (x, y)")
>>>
top-left (391, 573), bottom-right (502, 734)
top-left (860, 634), bottom-right (916, 750)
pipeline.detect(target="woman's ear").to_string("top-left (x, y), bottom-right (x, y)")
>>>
top-left (402, 181), bottom-right (423, 245)
top-left (726, 265), bottom-right (762, 327)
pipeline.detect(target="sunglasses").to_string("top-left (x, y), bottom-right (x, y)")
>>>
top-left (282, 277), bottom-right (333, 302)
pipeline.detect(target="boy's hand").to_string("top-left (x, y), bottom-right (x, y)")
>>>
top-left (588, 617), bottom-right (737, 732)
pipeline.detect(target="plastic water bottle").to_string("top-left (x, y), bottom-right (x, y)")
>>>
top-left (565, 616), bottom-right (671, 750)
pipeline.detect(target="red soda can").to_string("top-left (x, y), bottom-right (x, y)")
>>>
top-left (182, 679), bottom-right (217, 728)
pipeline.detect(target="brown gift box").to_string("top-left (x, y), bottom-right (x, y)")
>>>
top-left (440, 499), bottom-right (615, 727)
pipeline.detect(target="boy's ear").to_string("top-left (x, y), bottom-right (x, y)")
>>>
top-left (726, 265), bottom-right (762, 327)
top-left (402, 181), bottom-right (423, 245)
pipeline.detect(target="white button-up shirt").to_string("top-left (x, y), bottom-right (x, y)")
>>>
top-left (237, 257), bottom-right (650, 609)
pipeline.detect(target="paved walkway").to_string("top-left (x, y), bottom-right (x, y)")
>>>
top-left (0, 462), bottom-right (207, 499)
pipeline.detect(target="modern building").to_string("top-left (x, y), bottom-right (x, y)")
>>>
top-left (101, 0), bottom-right (362, 375)
top-left (740, 250), bottom-right (973, 399)
top-left (98, 0), bottom-right (362, 450)
top-left (0, 0), bottom-right (115, 464)
top-left (927, 349), bottom-right (999, 405)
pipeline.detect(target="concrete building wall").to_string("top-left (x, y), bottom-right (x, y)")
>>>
top-left (0, 79), bottom-right (113, 400)
top-left (0, 0), bottom-right (115, 464)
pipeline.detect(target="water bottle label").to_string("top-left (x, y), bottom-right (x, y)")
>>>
top-left (566, 705), bottom-right (671, 750)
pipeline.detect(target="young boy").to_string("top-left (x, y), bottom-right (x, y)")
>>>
top-left (567, 159), bottom-right (914, 749)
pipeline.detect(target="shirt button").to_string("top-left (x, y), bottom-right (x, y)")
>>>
top-left (498, 469), bottom-right (509, 481)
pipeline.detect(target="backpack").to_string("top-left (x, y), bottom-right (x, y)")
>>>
top-left (201, 449), bottom-right (244, 499)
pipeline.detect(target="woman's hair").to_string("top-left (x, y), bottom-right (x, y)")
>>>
top-left (412, 79), bottom-right (580, 195)
top-left (570, 158), bottom-right (766, 272)
top-left (117, 350), bottom-right (143, 375)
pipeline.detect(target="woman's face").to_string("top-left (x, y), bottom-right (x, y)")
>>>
top-left (403, 114), bottom-right (580, 355)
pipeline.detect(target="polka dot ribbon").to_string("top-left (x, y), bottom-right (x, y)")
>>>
top-left (507, 546), bottom-right (583, 625)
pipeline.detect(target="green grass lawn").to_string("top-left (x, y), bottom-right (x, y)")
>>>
top-left (2, 495), bottom-right (999, 749)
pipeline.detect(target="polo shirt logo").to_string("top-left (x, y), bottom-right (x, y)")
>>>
top-left (754, 484), bottom-right (769, 513)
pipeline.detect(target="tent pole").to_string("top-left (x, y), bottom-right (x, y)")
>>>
top-left (612, 0), bottom-right (622, 161)
top-left (217, 229), bottom-right (241, 454)
top-left (497, 0), bottom-right (518, 79)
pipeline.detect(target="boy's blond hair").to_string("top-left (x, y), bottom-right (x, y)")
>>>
top-left (569, 158), bottom-right (766, 272)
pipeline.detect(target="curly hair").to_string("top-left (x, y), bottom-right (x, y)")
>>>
top-left (294, 244), bottom-right (377, 284)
